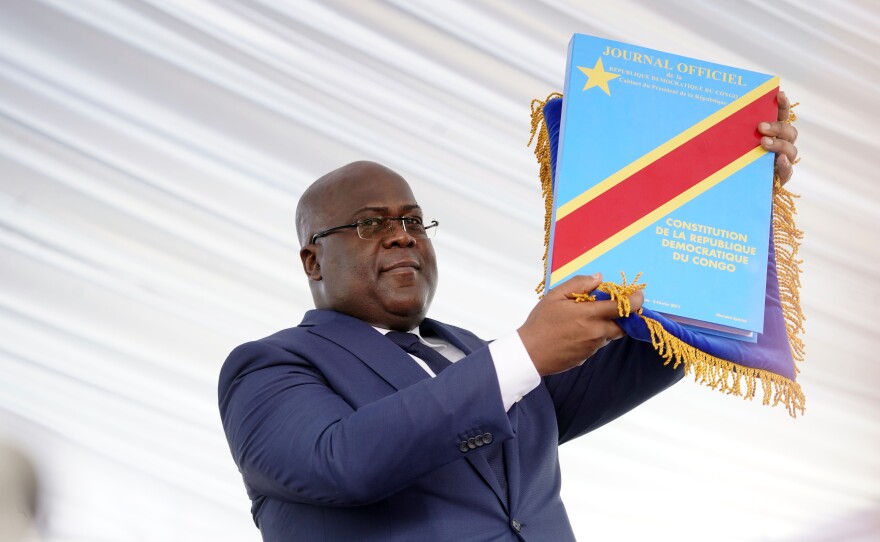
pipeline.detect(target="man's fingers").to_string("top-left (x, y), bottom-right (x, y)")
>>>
top-left (755, 90), bottom-right (799, 187)
top-left (588, 294), bottom-right (642, 320)
top-left (776, 154), bottom-right (793, 185)
top-left (607, 321), bottom-right (626, 340)
top-left (551, 273), bottom-right (603, 299)
top-left (761, 136), bottom-right (798, 161)
top-left (553, 273), bottom-right (645, 319)
top-left (777, 90), bottom-right (791, 122)
top-left (629, 289), bottom-right (644, 311)
top-left (758, 121), bottom-right (798, 144)
top-left (590, 298), bottom-right (624, 319)
top-left (758, 119), bottom-right (798, 186)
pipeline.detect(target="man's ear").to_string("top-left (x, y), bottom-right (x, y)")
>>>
top-left (300, 245), bottom-right (322, 281)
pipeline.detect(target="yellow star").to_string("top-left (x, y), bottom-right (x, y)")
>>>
top-left (577, 58), bottom-right (620, 95)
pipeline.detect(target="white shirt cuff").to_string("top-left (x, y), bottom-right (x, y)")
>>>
top-left (488, 331), bottom-right (542, 412)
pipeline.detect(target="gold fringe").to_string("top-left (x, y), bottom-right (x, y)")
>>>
top-left (528, 94), bottom-right (806, 417)
top-left (529, 92), bottom-right (563, 296)
top-left (640, 313), bottom-right (806, 417)
top-left (773, 99), bottom-right (805, 370)
top-left (773, 176), bottom-right (806, 368)
top-left (573, 275), bottom-right (807, 417)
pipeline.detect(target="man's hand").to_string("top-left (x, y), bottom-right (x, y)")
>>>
top-left (517, 273), bottom-right (643, 376)
top-left (758, 90), bottom-right (799, 185)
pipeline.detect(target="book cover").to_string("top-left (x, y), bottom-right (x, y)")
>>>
top-left (546, 33), bottom-right (779, 339)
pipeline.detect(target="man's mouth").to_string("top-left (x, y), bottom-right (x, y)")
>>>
top-left (382, 260), bottom-right (420, 273)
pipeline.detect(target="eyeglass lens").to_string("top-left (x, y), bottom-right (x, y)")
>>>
top-left (357, 218), bottom-right (435, 240)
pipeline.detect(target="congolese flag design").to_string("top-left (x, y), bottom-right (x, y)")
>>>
top-left (547, 34), bottom-right (779, 338)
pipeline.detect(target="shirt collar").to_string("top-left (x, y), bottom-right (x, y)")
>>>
top-left (372, 325), bottom-right (448, 350)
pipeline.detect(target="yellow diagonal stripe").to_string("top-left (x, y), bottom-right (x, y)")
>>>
top-left (556, 77), bottom-right (780, 220)
top-left (549, 146), bottom-right (768, 286)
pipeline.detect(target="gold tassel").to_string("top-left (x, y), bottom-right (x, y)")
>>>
top-left (579, 272), bottom-right (645, 317)
top-left (529, 92), bottom-right (563, 295)
top-left (567, 272), bottom-right (645, 312)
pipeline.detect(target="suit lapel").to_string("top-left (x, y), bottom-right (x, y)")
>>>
top-left (302, 310), bottom-right (429, 391)
top-left (420, 318), bottom-right (485, 355)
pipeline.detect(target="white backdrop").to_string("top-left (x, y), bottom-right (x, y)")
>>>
top-left (1, 1), bottom-right (878, 541)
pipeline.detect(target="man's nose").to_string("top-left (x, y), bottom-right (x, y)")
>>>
top-left (381, 219), bottom-right (416, 247)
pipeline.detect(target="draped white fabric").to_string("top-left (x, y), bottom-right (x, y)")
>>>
top-left (1, 1), bottom-right (878, 540)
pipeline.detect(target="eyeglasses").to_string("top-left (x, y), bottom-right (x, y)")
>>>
top-left (310, 216), bottom-right (439, 244)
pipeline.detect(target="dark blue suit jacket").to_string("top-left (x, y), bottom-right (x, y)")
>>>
top-left (219, 310), bottom-right (682, 541)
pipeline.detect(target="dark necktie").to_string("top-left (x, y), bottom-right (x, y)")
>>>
top-left (386, 330), bottom-right (508, 501)
top-left (385, 331), bottom-right (452, 375)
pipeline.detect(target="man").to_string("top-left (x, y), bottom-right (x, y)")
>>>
top-left (219, 97), bottom-right (798, 540)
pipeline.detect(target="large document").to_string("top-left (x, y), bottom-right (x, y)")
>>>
top-left (547, 33), bottom-right (779, 341)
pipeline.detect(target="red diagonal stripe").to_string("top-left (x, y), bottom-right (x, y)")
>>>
top-left (551, 88), bottom-right (777, 272)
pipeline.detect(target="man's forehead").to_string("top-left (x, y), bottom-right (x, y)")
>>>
top-left (318, 171), bottom-right (416, 211)
top-left (348, 203), bottom-right (423, 216)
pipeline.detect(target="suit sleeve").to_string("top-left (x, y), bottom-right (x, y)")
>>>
top-left (218, 339), bottom-right (514, 507)
top-left (544, 336), bottom-right (684, 444)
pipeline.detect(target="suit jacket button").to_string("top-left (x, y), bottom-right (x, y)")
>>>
top-left (483, 432), bottom-right (493, 444)
top-left (511, 519), bottom-right (522, 532)
top-left (459, 441), bottom-right (469, 453)
top-left (474, 435), bottom-right (484, 446)
top-left (467, 437), bottom-right (477, 449)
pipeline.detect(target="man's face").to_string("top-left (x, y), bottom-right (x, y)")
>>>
top-left (302, 166), bottom-right (438, 331)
